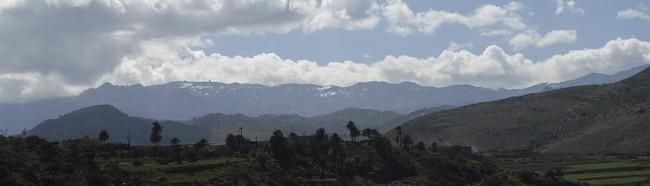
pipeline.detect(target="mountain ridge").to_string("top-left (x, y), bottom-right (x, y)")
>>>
top-left (28, 105), bottom-right (438, 144)
top-left (3, 64), bottom-right (648, 134)
top-left (393, 66), bottom-right (650, 153)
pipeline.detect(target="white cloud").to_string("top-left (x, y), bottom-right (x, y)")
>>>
top-left (303, 0), bottom-right (381, 32)
top-left (103, 38), bottom-right (650, 90)
top-left (480, 29), bottom-right (513, 37)
top-left (447, 42), bottom-right (474, 51)
top-left (0, 0), bottom-right (386, 102)
top-left (0, 0), bottom-right (641, 103)
top-left (46, 0), bottom-right (93, 7)
top-left (382, 0), bottom-right (577, 50)
top-left (3, 38), bottom-right (649, 103)
top-left (555, 0), bottom-right (584, 15)
top-left (0, 73), bottom-right (86, 103)
top-left (617, 4), bottom-right (650, 20)
top-left (509, 30), bottom-right (577, 50)
top-left (383, 0), bottom-right (526, 36)
top-left (0, 0), bottom-right (23, 12)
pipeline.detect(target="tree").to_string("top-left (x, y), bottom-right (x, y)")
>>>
top-left (415, 141), bottom-right (426, 151)
top-left (429, 142), bottom-right (438, 152)
top-left (329, 133), bottom-right (345, 169)
top-left (330, 133), bottom-right (343, 145)
top-left (225, 134), bottom-right (248, 153)
top-left (99, 130), bottom-right (109, 144)
top-left (269, 130), bottom-right (289, 162)
top-left (311, 128), bottom-right (330, 161)
top-left (395, 126), bottom-right (402, 147)
top-left (313, 128), bottom-right (329, 145)
top-left (170, 137), bottom-right (182, 164)
top-left (226, 133), bottom-right (236, 151)
top-left (346, 121), bottom-right (360, 142)
top-left (150, 122), bottom-right (162, 146)
top-left (288, 132), bottom-right (306, 155)
top-left (402, 135), bottom-right (413, 149)
top-left (362, 128), bottom-right (380, 139)
top-left (194, 138), bottom-right (209, 151)
top-left (170, 137), bottom-right (180, 146)
top-left (150, 122), bottom-right (163, 155)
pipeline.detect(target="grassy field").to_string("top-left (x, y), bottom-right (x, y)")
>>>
top-left (564, 161), bottom-right (637, 172)
top-left (563, 160), bottom-right (650, 185)
top-left (100, 157), bottom-right (250, 184)
top-left (491, 153), bottom-right (650, 185)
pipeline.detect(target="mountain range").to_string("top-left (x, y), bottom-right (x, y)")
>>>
top-left (27, 104), bottom-right (452, 144)
top-left (3, 64), bottom-right (648, 134)
top-left (393, 66), bottom-right (650, 153)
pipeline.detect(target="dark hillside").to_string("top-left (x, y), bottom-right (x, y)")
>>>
top-left (28, 105), bottom-right (208, 145)
top-left (394, 67), bottom-right (650, 153)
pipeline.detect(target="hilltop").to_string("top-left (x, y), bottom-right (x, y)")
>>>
top-left (395, 67), bottom-right (650, 153)
top-left (28, 105), bottom-right (208, 145)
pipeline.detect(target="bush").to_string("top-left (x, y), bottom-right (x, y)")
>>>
top-left (132, 159), bottom-right (144, 167)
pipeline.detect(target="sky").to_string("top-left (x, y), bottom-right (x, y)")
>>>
top-left (0, 0), bottom-right (650, 103)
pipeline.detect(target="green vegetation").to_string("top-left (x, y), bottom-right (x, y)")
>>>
top-left (565, 161), bottom-right (638, 172)
top-left (492, 151), bottom-right (650, 186)
top-left (1, 122), bottom-right (573, 185)
top-left (584, 177), bottom-right (648, 185)
top-left (563, 160), bottom-right (650, 185)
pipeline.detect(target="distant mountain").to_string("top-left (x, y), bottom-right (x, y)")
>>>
top-left (392, 67), bottom-right (650, 153)
top-left (2, 65), bottom-right (648, 134)
top-left (377, 105), bottom-right (455, 132)
top-left (519, 64), bottom-right (650, 93)
top-left (310, 108), bottom-right (402, 129)
top-left (28, 105), bottom-right (208, 145)
top-left (27, 105), bottom-right (414, 144)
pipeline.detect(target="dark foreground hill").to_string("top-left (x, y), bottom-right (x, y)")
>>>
top-left (28, 105), bottom-right (208, 145)
top-left (394, 67), bottom-right (650, 153)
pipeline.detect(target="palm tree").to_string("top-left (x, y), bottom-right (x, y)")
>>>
top-left (226, 133), bottom-right (236, 151)
top-left (269, 130), bottom-right (289, 161)
top-left (402, 135), bottom-right (413, 149)
top-left (171, 137), bottom-right (180, 146)
top-left (99, 130), bottom-right (109, 144)
top-left (194, 138), bottom-right (209, 151)
top-left (395, 126), bottom-right (402, 147)
top-left (346, 121), bottom-right (360, 142)
top-left (362, 128), bottom-right (380, 138)
top-left (170, 137), bottom-right (182, 164)
top-left (150, 122), bottom-right (162, 146)
top-left (150, 121), bottom-right (163, 155)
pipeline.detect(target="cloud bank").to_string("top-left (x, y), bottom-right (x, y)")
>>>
top-left (383, 0), bottom-right (527, 36)
top-left (97, 38), bottom-right (650, 93)
top-left (0, 0), bottom-right (381, 102)
top-left (382, 0), bottom-right (578, 49)
top-left (0, 0), bottom-right (645, 103)
top-left (509, 30), bottom-right (577, 50)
